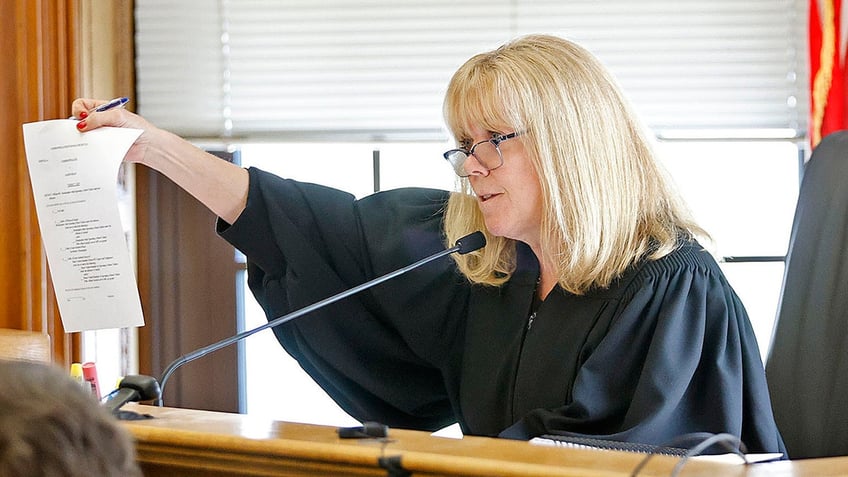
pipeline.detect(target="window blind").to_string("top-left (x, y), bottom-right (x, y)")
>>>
top-left (135, 0), bottom-right (807, 141)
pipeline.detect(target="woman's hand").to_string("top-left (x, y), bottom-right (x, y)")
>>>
top-left (71, 98), bottom-right (157, 166)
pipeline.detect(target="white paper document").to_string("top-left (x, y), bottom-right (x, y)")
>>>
top-left (22, 119), bottom-right (144, 332)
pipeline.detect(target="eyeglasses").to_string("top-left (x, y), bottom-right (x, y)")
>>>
top-left (443, 131), bottom-right (523, 177)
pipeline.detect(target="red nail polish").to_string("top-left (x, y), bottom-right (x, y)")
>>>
top-left (79, 111), bottom-right (88, 119)
top-left (76, 120), bottom-right (86, 130)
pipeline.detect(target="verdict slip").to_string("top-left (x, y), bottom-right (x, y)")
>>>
top-left (22, 119), bottom-right (144, 332)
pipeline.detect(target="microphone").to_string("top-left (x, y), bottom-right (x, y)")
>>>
top-left (102, 374), bottom-right (161, 414)
top-left (338, 421), bottom-right (389, 438)
top-left (155, 230), bottom-right (486, 406)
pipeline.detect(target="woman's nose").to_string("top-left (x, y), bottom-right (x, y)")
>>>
top-left (463, 153), bottom-right (489, 177)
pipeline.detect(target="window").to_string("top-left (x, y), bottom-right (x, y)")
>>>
top-left (655, 139), bottom-right (802, 359)
top-left (234, 138), bottom-right (801, 425)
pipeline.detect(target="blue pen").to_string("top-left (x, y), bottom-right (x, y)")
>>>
top-left (92, 97), bottom-right (129, 113)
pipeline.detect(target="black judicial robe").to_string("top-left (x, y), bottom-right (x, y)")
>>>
top-left (218, 167), bottom-right (785, 454)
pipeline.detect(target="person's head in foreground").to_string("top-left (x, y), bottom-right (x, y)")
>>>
top-left (0, 359), bottom-right (141, 477)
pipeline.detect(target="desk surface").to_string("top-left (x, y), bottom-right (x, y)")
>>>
top-left (122, 404), bottom-right (848, 477)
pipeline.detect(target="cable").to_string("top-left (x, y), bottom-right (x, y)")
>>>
top-left (629, 432), bottom-right (749, 477)
top-left (99, 388), bottom-right (121, 403)
top-left (670, 433), bottom-right (748, 477)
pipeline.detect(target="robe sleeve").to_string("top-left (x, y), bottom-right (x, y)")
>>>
top-left (218, 167), bottom-right (469, 430)
top-left (500, 250), bottom-right (786, 454)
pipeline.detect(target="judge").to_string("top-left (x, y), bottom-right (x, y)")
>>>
top-left (72, 34), bottom-right (785, 454)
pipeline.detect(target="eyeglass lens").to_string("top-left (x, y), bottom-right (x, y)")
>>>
top-left (447, 141), bottom-right (502, 177)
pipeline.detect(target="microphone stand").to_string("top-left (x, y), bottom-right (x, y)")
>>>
top-left (156, 231), bottom-right (484, 406)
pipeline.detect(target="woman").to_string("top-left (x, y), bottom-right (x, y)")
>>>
top-left (73, 34), bottom-right (785, 453)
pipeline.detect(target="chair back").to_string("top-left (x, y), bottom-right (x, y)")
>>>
top-left (0, 328), bottom-right (51, 363)
top-left (766, 130), bottom-right (848, 459)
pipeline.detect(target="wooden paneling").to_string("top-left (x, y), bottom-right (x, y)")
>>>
top-left (2, 0), bottom-right (241, 411)
top-left (136, 166), bottom-right (239, 413)
top-left (0, 0), bottom-right (83, 366)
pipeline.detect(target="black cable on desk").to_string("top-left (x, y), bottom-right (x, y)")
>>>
top-left (629, 432), bottom-right (748, 477)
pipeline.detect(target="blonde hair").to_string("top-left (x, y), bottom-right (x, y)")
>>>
top-left (443, 34), bottom-right (706, 295)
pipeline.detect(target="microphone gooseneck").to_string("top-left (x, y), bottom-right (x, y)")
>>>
top-left (156, 231), bottom-right (486, 406)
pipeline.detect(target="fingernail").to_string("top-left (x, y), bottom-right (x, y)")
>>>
top-left (76, 120), bottom-right (86, 130)
top-left (79, 111), bottom-right (88, 119)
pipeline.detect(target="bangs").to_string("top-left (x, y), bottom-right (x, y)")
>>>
top-left (444, 56), bottom-right (516, 142)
